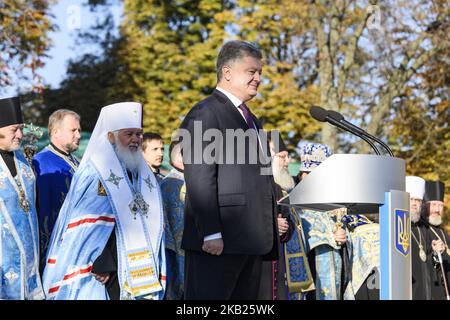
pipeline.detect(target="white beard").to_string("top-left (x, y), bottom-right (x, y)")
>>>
top-left (8, 140), bottom-right (21, 151)
top-left (411, 210), bottom-right (421, 223)
top-left (115, 141), bottom-right (142, 173)
top-left (427, 215), bottom-right (442, 226)
top-left (272, 160), bottom-right (295, 192)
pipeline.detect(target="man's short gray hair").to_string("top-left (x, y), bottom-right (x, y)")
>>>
top-left (48, 109), bottom-right (80, 138)
top-left (216, 40), bottom-right (262, 82)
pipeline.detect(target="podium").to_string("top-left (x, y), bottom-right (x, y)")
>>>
top-left (280, 154), bottom-right (411, 300)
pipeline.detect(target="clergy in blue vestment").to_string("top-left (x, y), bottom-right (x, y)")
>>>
top-left (0, 96), bottom-right (44, 299)
top-left (297, 144), bottom-right (381, 300)
top-left (32, 109), bottom-right (81, 270)
top-left (342, 214), bottom-right (380, 299)
top-left (297, 143), bottom-right (353, 300)
top-left (160, 139), bottom-right (185, 300)
top-left (42, 102), bottom-right (166, 300)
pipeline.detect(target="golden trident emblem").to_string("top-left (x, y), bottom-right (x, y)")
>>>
top-left (397, 212), bottom-right (410, 255)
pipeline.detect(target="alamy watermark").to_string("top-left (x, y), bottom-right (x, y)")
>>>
top-left (366, 5), bottom-right (384, 34)
top-left (172, 121), bottom-right (283, 176)
top-left (67, 5), bottom-right (82, 30)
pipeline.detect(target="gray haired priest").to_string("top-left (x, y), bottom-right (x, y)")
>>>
top-left (423, 180), bottom-right (450, 300)
top-left (42, 102), bottom-right (166, 300)
top-left (0, 96), bottom-right (44, 299)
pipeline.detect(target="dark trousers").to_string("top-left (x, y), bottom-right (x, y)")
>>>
top-left (184, 250), bottom-right (262, 300)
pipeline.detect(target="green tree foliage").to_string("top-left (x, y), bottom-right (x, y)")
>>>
top-left (0, 0), bottom-right (55, 92)
top-left (24, 9), bottom-right (132, 131)
top-left (235, 0), bottom-right (321, 154)
top-left (25, 1), bottom-right (448, 226)
top-left (388, 0), bottom-right (450, 226)
top-left (118, 0), bottom-right (233, 141)
top-left (234, 1), bottom-right (449, 221)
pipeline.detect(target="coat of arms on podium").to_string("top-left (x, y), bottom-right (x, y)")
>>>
top-left (395, 209), bottom-right (410, 257)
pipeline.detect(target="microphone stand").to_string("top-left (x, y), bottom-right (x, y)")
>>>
top-left (325, 116), bottom-right (381, 155)
top-left (341, 120), bottom-right (393, 156)
top-left (327, 110), bottom-right (394, 157)
top-left (309, 106), bottom-right (381, 155)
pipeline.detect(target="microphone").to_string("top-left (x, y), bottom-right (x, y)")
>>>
top-left (309, 106), bottom-right (381, 155)
top-left (327, 109), bottom-right (394, 157)
top-left (309, 105), bottom-right (329, 122)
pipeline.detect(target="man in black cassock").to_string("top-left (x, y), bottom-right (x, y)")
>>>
top-left (423, 180), bottom-right (450, 300)
top-left (406, 176), bottom-right (433, 300)
top-left (257, 131), bottom-right (294, 300)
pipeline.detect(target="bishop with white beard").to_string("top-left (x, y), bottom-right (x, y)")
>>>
top-left (42, 102), bottom-right (166, 300)
top-left (407, 175), bottom-right (433, 299)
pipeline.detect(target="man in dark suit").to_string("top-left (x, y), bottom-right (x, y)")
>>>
top-left (179, 40), bottom-right (278, 299)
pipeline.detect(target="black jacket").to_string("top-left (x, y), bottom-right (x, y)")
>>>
top-left (180, 89), bottom-right (278, 258)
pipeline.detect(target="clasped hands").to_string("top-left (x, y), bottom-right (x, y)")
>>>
top-left (92, 273), bottom-right (110, 284)
top-left (432, 239), bottom-right (445, 255)
top-left (334, 227), bottom-right (347, 246)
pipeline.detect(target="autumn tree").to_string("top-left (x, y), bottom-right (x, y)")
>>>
top-left (22, 1), bottom-right (132, 131)
top-left (118, 0), bottom-right (234, 141)
top-left (388, 0), bottom-right (450, 226)
top-left (28, 1), bottom-right (448, 209)
top-left (231, 1), bottom-right (449, 228)
top-left (235, 0), bottom-right (321, 153)
top-left (0, 0), bottom-right (55, 92)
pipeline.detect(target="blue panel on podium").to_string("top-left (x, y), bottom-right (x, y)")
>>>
top-left (380, 193), bottom-right (390, 300)
top-left (380, 191), bottom-right (411, 300)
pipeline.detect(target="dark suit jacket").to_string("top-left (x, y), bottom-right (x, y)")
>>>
top-left (180, 89), bottom-right (278, 258)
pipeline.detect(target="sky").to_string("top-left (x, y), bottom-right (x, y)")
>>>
top-left (4, 0), bottom-right (123, 97)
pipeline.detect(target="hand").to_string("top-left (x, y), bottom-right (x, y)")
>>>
top-left (334, 228), bottom-right (347, 245)
top-left (202, 238), bottom-right (224, 256)
top-left (277, 214), bottom-right (289, 236)
top-left (92, 272), bottom-right (110, 284)
top-left (432, 239), bottom-right (445, 254)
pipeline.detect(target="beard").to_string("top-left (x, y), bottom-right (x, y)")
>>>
top-left (115, 141), bottom-right (142, 173)
top-left (65, 142), bottom-right (79, 153)
top-left (272, 160), bottom-right (295, 192)
top-left (427, 214), bottom-right (442, 226)
top-left (6, 138), bottom-right (22, 151)
top-left (411, 210), bottom-right (421, 223)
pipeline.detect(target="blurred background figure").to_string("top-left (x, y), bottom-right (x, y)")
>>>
top-left (142, 132), bottom-right (165, 183)
top-left (32, 109), bottom-right (81, 272)
top-left (257, 130), bottom-right (295, 300)
top-left (160, 139), bottom-right (186, 300)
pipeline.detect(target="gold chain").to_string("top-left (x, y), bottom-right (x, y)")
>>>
top-left (411, 225), bottom-right (423, 248)
top-left (429, 226), bottom-right (449, 251)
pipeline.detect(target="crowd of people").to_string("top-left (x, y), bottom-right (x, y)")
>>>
top-left (0, 40), bottom-right (448, 300)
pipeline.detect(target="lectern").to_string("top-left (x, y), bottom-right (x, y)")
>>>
top-left (280, 154), bottom-right (411, 300)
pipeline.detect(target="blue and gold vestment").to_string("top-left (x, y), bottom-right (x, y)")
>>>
top-left (300, 208), bottom-right (354, 300)
top-left (32, 145), bottom-right (79, 266)
top-left (160, 169), bottom-right (185, 300)
top-left (42, 159), bottom-right (166, 300)
top-left (0, 151), bottom-right (44, 299)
